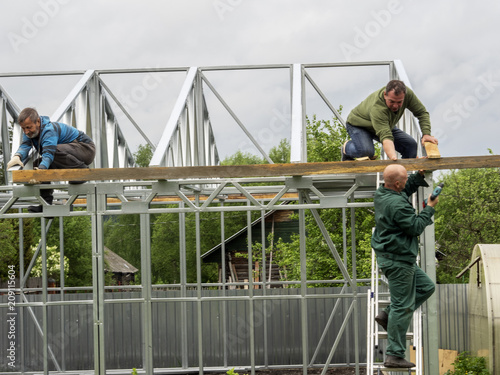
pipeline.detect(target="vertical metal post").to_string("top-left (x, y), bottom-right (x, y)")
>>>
top-left (91, 186), bottom-right (106, 375)
top-left (179, 203), bottom-right (189, 369)
top-left (0, 100), bottom-right (11, 182)
top-left (247, 208), bottom-right (256, 375)
top-left (195, 196), bottom-right (204, 375)
top-left (220, 203), bottom-right (228, 368)
top-left (141, 213), bottom-right (153, 374)
top-left (260, 208), bottom-right (269, 368)
top-left (421, 175), bottom-right (439, 375)
top-left (290, 64), bottom-right (306, 163)
top-left (342, 208), bottom-right (350, 363)
top-left (88, 72), bottom-right (102, 168)
top-left (41, 218), bottom-right (48, 375)
top-left (298, 191), bottom-right (308, 375)
top-left (59, 218), bottom-right (66, 371)
top-left (350, 197), bottom-right (360, 375)
top-left (18, 212), bottom-right (25, 373)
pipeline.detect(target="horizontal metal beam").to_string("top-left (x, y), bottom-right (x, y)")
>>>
top-left (0, 61), bottom-right (393, 78)
top-left (11, 155), bottom-right (500, 183)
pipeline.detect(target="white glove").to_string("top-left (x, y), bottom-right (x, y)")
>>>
top-left (7, 155), bottom-right (24, 169)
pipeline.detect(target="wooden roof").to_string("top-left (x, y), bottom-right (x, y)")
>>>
top-left (104, 247), bottom-right (138, 274)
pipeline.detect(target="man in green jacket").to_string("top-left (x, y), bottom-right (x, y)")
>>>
top-left (342, 80), bottom-right (438, 161)
top-left (371, 164), bottom-right (438, 368)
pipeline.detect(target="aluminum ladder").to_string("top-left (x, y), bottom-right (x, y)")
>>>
top-left (366, 172), bottom-right (423, 375)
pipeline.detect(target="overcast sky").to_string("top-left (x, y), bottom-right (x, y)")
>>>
top-left (1, 0), bottom-right (499, 161)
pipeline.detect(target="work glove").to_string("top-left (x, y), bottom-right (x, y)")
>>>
top-left (7, 155), bottom-right (24, 169)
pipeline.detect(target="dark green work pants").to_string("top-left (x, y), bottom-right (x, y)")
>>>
top-left (378, 258), bottom-right (435, 358)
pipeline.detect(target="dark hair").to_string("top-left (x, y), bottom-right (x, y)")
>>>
top-left (385, 80), bottom-right (407, 96)
top-left (18, 107), bottom-right (39, 125)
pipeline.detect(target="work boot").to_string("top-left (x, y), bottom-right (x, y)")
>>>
top-left (28, 205), bottom-right (43, 213)
top-left (375, 310), bottom-right (388, 331)
top-left (384, 355), bottom-right (415, 368)
top-left (28, 186), bottom-right (54, 214)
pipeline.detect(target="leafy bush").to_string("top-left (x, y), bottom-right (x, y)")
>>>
top-left (226, 368), bottom-right (248, 375)
top-left (445, 351), bottom-right (490, 375)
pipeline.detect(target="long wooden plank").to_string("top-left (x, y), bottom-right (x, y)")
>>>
top-left (11, 155), bottom-right (500, 183)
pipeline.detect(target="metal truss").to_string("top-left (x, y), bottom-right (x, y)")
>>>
top-left (0, 61), bottom-right (439, 375)
top-left (1, 60), bottom-right (425, 172)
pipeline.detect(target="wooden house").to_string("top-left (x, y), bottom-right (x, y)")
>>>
top-left (104, 247), bottom-right (139, 285)
top-left (201, 207), bottom-right (298, 288)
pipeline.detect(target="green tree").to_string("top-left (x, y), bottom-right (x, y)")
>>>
top-left (269, 138), bottom-right (291, 164)
top-left (306, 112), bottom-right (349, 162)
top-left (30, 216), bottom-right (94, 287)
top-left (220, 150), bottom-right (265, 165)
top-left (31, 242), bottom-right (70, 281)
top-left (434, 167), bottom-right (500, 283)
top-left (133, 144), bottom-right (154, 167)
top-left (0, 217), bottom-right (38, 281)
top-left (0, 219), bottom-right (23, 279)
top-left (150, 209), bottom-right (251, 284)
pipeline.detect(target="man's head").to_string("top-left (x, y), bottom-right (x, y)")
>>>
top-left (383, 164), bottom-right (408, 192)
top-left (383, 80), bottom-right (406, 113)
top-left (18, 107), bottom-right (41, 139)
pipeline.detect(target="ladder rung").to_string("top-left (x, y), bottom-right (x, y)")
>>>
top-left (373, 363), bottom-right (416, 372)
top-left (377, 332), bottom-right (414, 340)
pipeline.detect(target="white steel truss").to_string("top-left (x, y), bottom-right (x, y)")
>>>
top-left (1, 60), bottom-right (425, 174)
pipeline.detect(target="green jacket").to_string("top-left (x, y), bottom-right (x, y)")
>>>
top-left (346, 87), bottom-right (431, 142)
top-left (371, 172), bottom-right (435, 264)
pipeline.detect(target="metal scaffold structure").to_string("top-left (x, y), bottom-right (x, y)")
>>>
top-left (0, 61), bottom-right (441, 375)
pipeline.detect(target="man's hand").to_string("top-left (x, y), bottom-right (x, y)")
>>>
top-left (427, 193), bottom-right (439, 207)
top-left (382, 139), bottom-right (398, 161)
top-left (421, 134), bottom-right (438, 145)
top-left (7, 155), bottom-right (24, 169)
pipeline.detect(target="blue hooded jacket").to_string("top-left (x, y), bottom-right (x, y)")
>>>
top-left (15, 116), bottom-right (93, 169)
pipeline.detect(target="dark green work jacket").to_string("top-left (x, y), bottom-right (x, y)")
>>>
top-left (346, 87), bottom-right (431, 143)
top-left (371, 173), bottom-right (435, 265)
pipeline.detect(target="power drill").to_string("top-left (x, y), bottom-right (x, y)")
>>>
top-left (423, 182), bottom-right (444, 208)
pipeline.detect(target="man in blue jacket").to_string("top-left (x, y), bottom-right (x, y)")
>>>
top-left (371, 164), bottom-right (438, 368)
top-left (7, 107), bottom-right (96, 213)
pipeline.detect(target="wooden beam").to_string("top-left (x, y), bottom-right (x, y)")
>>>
top-left (11, 155), bottom-right (500, 184)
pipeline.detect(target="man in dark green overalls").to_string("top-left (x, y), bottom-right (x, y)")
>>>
top-left (371, 164), bottom-right (438, 368)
